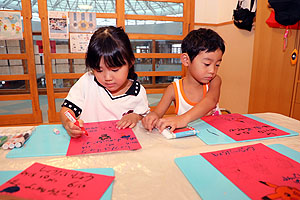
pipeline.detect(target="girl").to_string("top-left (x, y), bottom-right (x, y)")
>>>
top-left (60, 26), bottom-right (150, 138)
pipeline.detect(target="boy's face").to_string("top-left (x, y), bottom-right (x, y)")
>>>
top-left (188, 49), bottom-right (223, 84)
top-left (93, 58), bottom-right (130, 95)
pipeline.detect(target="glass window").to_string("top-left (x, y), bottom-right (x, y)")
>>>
top-left (126, 20), bottom-right (182, 35)
top-left (47, 1), bottom-right (116, 13)
top-left (0, 100), bottom-right (32, 115)
top-left (131, 40), bottom-right (181, 53)
top-left (125, 1), bottom-right (183, 16)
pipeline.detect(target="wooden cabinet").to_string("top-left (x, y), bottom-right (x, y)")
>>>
top-left (248, 0), bottom-right (300, 120)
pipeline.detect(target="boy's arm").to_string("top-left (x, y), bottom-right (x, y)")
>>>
top-left (142, 84), bottom-right (175, 131)
top-left (153, 84), bottom-right (175, 117)
top-left (182, 75), bottom-right (221, 122)
top-left (156, 75), bottom-right (221, 132)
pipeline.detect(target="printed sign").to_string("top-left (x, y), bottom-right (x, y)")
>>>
top-left (0, 11), bottom-right (23, 40)
top-left (48, 11), bottom-right (69, 39)
top-left (69, 12), bottom-right (96, 33)
top-left (70, 33), bottom-right (92, 53)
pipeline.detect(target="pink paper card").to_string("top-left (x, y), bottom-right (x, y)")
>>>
top-left (201, 143), bottom-right (300, 200)
top-left (67, 120), bottom-right (141, 156)
top-left (0, 162), bottom-right (114, 200)
top-left (201, 113), bottom-right (289, 141)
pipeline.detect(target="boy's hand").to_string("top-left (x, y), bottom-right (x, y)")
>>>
top-left (116, 113), bottom-right (141, 129)
top-left (156, 115), bottom-right (188, 133)
top-left (65, 119), bottom-right (85, 138)
top-left (141, 112), bottom-right (160, 132)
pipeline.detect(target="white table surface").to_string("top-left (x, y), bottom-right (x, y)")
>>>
top-left (0, 113), bottom-right (299, 200)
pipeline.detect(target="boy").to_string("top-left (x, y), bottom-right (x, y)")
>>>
top-left (142, 28), bottom-right (225, 132)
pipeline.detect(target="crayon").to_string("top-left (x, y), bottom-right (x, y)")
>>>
top-left (64, 110), bottom-right (88, 136)
top-left (0, 136), bottom-right (8, 147)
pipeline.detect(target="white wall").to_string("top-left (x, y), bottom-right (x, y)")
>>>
top-left (195, 0), bottom-right (237, 23)
top-left (194, 0), bottom-right (256, 114)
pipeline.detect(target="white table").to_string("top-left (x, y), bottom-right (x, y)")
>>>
top-left (0, 113), bottom-right (299, 200)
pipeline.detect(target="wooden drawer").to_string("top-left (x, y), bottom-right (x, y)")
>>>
top-left (296, 83), bottom-right (300, 103)
top-left (293, 102), bottom-right (300, 120)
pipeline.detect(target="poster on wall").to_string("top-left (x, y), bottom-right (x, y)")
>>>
top-left (70, 33), bottom-right (92, 53)
top-left (69, 12), bottom-right (96, 33)
top-left (0, 11), bottom-right (23, 40)
top-left (48, 11), bottom-right (69, 39)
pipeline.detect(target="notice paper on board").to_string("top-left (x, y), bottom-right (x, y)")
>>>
top-left (201, 113), bottom-right (290, 141)
top-left (67, 120), bottom-right (142, 156)
top-left (200, 143), bottom-right (300, 199)
top-left (0, 162), bottom-right (114, 200)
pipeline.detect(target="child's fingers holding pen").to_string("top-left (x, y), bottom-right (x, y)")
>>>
top-left (77, 119), bottom-right (84, 127)
top-left (156, 118), bottom-right (176, 133)
top-left (66, 123), bottom-right (83, 138)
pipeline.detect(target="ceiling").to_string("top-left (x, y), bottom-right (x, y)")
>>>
top-left (0, 0), bottom-right (183, 16)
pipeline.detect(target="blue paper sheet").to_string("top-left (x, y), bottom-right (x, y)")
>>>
top-left (6, 124), bottom-right (70, 158)
top-left (0, 168), bottom-right (114, 200)
top-left (189, 114), bottom-right (299, 145)
top-left (175, 144), bottom-right (300, 200)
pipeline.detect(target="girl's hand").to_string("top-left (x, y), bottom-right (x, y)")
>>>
top-left (141, 112), bottom-right (160, 132)
top-left (65, 119), bottom-right (85, 138)
top-left (116, 113), bottom-right (141, 129)
top-left (156, 115), bottom-right (188, 133)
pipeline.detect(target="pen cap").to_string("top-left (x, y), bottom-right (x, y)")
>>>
top-left (8, 142), bottom-right (15, 149)
top-left (2, 142), bottom-right (9, 150)
top-left (15, 133), bottom-right (30, 148)
top-left (0, 136), bottom-right (8, 147)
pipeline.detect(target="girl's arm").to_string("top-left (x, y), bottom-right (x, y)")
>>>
top-left (60, 106), bottom-right (85, 138)
top-left (116, 113), bottom-right (143, 129)
top-left (141, 84), bottom-right (175, 131)
top-left (156, 75), bottom-right (221, 132)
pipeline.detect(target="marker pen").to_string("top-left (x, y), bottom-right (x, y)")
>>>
top-left (15, 132), bottom-right (31, 148)
top-left (2, 134), bottom-right (23, 150)
top-left (64, 110), bottom-right (88, 136)
top-left (161, 127), bottom-right (197, 139)
top-left (0, 136), bottom-right (8, 147)
top-left (8, 134), bottom-right (24, 149)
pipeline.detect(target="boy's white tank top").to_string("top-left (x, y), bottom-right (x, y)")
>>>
top-left (172, 79), bottom-right (221, 116)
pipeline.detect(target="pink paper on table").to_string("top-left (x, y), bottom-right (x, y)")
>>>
top-left (67, 120), bottom-right (141, 156)
top-left (201, 113), bottom-right (289, 141)
top-left (201, 143), bottom-right (300, 200)
top-left (0, 162), bottom-right (114, 200)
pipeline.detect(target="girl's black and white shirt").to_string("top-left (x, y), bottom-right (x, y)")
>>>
top-left (62, 72), bottom-right (150, 123)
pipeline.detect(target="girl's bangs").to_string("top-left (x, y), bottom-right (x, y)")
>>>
top-left (102, 48), bottom-right (127, 68)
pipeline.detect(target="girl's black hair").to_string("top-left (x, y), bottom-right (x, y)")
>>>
top-left (181, 28), bottom-right (225, 63)
top-left (86, 26), bottom-right (137, 80)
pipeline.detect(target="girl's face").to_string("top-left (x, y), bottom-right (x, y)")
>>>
top-left (188, 48), bottom-right (223, 84)
top-left (93, 58), bottom-right (130, 95)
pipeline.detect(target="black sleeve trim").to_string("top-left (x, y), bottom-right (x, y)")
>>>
top-left (126, 80), bottom-right (140, 96)
top-left (61, 99), bottom-right (82, 117)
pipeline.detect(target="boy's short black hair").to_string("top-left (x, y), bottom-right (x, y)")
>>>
top-left (86, 26), bottom-right (136, 80)
top-left (181, 28), bottom-right (225, 62)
